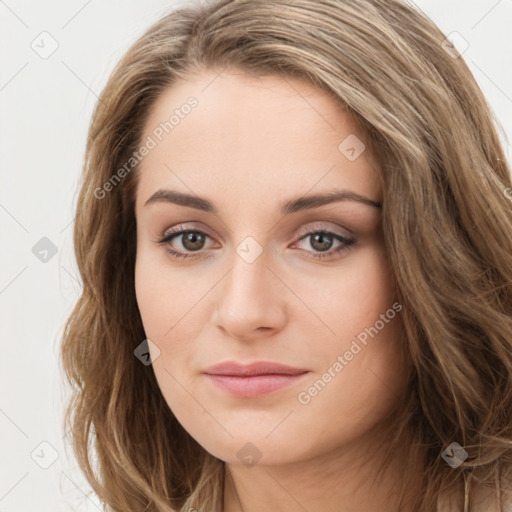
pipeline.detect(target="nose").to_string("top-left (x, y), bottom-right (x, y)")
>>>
top-left (211, 246), bottom-right (287, 342)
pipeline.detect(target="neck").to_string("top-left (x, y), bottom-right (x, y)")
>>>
top-left (222, 426), bottom-right (424, 512)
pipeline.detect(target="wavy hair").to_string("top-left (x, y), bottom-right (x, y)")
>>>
top-left (60, 0), bottom-right (512, 510)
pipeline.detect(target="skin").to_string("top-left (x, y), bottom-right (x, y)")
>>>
top-left (134, 68), bottom-right (420, 512)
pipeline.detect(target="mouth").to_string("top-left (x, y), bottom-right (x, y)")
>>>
top-left (203, 360), bottom-right (310, 398)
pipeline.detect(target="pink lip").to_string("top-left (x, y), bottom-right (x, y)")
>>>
top-left (203, 361), bottom-right (309, 398)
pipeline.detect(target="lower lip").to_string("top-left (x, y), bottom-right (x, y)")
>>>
top-left (206, 373), bottom-right (309, 398)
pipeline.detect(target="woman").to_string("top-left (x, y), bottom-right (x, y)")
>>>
top-left (60, 0), bottom-right (512, 510)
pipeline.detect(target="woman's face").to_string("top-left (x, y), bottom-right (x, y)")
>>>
top-left (134, 68), bottom-right (407, 466)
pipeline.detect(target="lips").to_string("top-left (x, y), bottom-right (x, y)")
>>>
top-left (204, 360), bottom-right (309, 376)
top-left (203, 361), bottom-right (309, 398)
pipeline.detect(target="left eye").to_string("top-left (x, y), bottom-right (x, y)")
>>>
top-left (155, 228), bottom-right (356, 260)
top-left (293, 230), bottom-right (355, 258)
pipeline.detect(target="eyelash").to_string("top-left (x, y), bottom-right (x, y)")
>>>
top-left (154, 225), bottom-right (356, 261)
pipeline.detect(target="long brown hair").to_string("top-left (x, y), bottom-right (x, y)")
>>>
top-left (60, 0), bottom-right (512, 510)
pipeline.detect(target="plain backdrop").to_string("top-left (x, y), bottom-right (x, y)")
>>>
top-left (1, 0), bottom-right (511, 510)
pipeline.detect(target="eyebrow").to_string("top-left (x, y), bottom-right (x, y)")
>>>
top-left (143, 188), bottom-right (382, 214)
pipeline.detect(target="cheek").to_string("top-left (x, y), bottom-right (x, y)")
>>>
top-left (298, 310), bottom-right (406, 437)
top-left (134, 252), bottom-right (205, 425)
top-left (285, 246), bottom-right (405, 444)
top-left (304, 244), bottom-right (396, 340)
top-left (134, 247), bottom-right (204, 341)
top-left (135, 252), bottom-right (166, 338)
top-left (134, 248), bottom-right (213, 381)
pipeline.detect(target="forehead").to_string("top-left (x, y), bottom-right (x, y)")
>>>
top-left (135, 69), bottom-right (381, 211)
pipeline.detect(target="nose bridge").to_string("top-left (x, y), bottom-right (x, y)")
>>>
top-left (213, 235), bottom-right (286, 337)
top-left (225, 237), bottom-right (272, 306)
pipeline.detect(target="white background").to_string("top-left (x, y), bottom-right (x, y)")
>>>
top-left (1, 1), bottom-right (511, 510)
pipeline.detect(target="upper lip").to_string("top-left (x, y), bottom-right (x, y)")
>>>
top-left (204, 361), bottom-right (309, 376)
